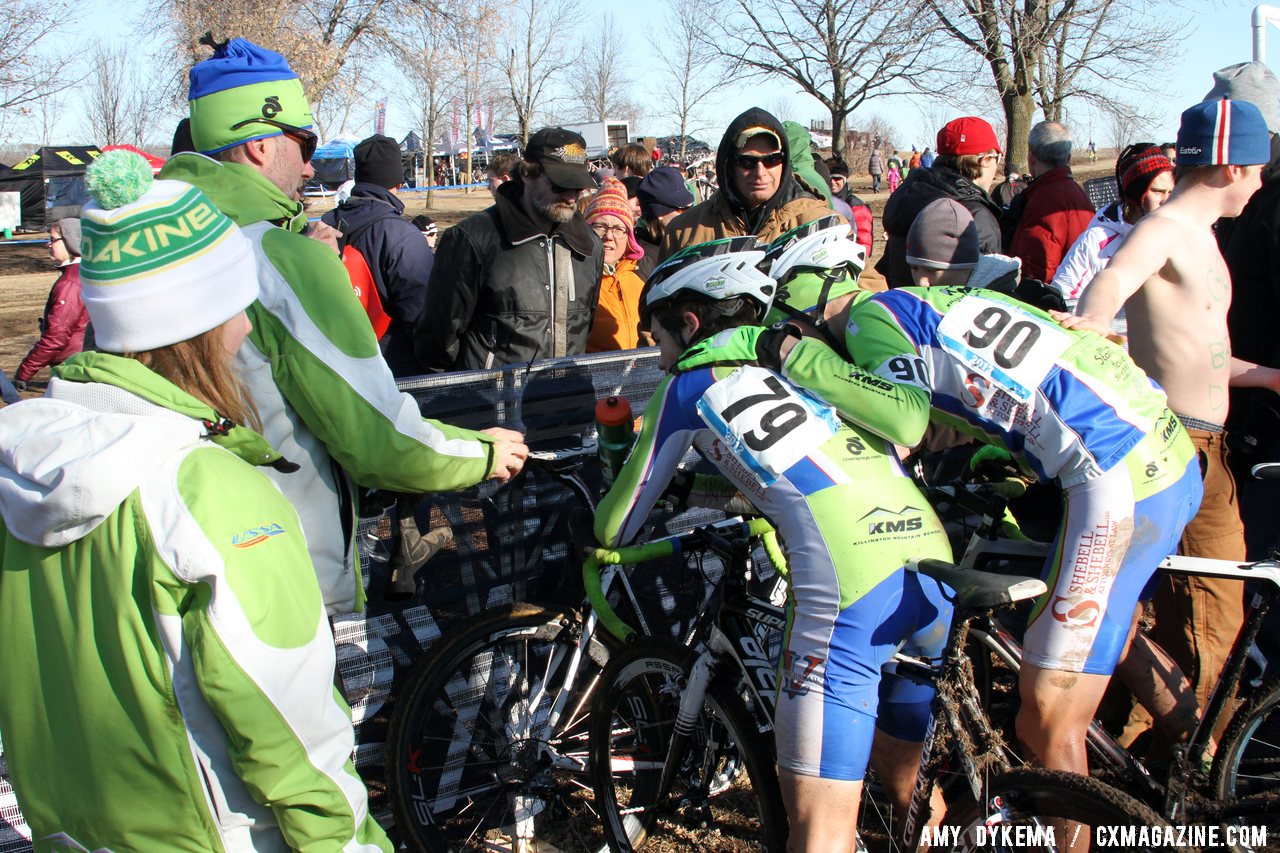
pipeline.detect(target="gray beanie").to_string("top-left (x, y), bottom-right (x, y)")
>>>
top-left (1205, 62), bottom-right (1280, 136)
top-left (905, 198), bottom-right (980, 270)
top-left (55, 217), bottom-right (82, 258)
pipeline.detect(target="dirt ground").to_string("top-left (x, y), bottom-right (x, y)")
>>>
top-left (0, 162), bottom-right (1119, 399)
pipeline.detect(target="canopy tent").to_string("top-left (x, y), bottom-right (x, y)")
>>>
top-left (102, 144), bottom-right (165, 174)
top-left (310, 138), bottom-right (357, 190)
top-left (0, 145), bottom-right (102, 229)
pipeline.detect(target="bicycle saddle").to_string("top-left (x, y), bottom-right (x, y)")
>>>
top-left (910, 558), bottom-right (1047, 609)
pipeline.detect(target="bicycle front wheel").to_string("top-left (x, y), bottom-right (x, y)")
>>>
top-left (941, 768), bottom-right (1181, 852)
top-left (1211, 676), bottom-right (1280, 852)
top-left (387, 603), bottom-right (611, 853)
top-left (589, 639), bottom-right (788, 852)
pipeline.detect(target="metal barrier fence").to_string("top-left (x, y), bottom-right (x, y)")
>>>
top-left (0, 347), bottom-right (741, 849)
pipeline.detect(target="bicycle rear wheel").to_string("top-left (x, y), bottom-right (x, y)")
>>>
top-left (940, 768), bottom-right (1180, 852)
top-left (1211, 676), bottom-right (1280, 852)
top-left (387, 603), bottom-right (611, 853)
top-left (590, 639), bottom-right (788, 852)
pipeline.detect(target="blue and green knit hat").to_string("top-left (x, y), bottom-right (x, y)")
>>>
top-left (188, 37), bottom-right (314, 155)
top-left (79, 150), bottom-right (259, 352)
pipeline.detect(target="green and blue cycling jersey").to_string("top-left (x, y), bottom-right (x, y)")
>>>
top-left (594, 330), bottom-right (953, 780)
top-left (679, 285), bottom-right (1201, 675)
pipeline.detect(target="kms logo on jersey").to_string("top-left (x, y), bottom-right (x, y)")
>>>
top-left (860, 505), bottom-right (926, 535)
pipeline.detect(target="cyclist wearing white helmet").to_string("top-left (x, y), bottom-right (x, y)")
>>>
top-left (594, 238), bottom-right (954, 850)
top-left (760, 215), bottom-right (867, 351)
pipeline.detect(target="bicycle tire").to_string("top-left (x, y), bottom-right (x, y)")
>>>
top-left (938, 768), bottom-right (1182, 852)
top-left (387, 603), bottom-right (611, 853)
top-left (1211, 676), bottom-right (1280, 852)
top-left (589, 639), bottom-right (788, 852)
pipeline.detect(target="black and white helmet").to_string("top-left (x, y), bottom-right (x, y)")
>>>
top-left (644, 237), bottom-right (775, 319)
top-left (762, 215), bottom-right (866, 282)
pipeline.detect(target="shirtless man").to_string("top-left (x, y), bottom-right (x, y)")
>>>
top-left (1072, 97), bottom-right (1280, 724)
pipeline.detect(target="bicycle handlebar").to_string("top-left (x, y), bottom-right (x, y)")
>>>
top-left (584, 516), bottom-right (777, 643)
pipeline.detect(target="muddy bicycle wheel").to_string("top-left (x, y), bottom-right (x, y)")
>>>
top-left (387, 603), bottom-right (612, 853)
top-left (589, 639), bottom-right (788, 852)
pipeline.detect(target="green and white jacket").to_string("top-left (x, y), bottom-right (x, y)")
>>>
top-left (0, 354), bottom-right (390, 852)
top-left (159, 153), bottom-right (498, 614)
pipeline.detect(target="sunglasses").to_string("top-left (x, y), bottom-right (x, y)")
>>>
top-left (230, 118), bottom-right (318, 162)
top-left (734, 151), bottom-right (785, 170)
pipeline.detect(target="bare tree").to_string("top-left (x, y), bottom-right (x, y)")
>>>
top-left (654, 3), bottom-right (725, 161)
top-left (928, 0), bottom-right (1184, 173)
top-left (81, 42), bottom-right (175, 147)
top-left (393, 7), bottom-right (453, 205)
top-left (1035, 1), bottom-right (1182, 124)
top-left (448, 0), bottom-right (501, 190)
top-left (84, 43), bottom-right (133, 146)
top-left (0, 0), bottom-right (83, 127)
top-left (1103, 97), bottom-right (1156, 151)
top-left (313, 52), bottom-right (374, 139)
top-left (702, 0), bottom-right (958, 161)
top-left (572, 15), bottom-right (636, 123)
top-left (154, 0), bottom-right (436, 112)
top-left (496, 0), bottom-right (575, 145)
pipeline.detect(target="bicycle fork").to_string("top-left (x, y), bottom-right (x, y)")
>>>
top-left (656, 629), bottom-right (736, 811)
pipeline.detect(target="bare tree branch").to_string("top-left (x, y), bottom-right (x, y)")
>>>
top-left (0, 0), bottom-right (85, 123)
top-left (491, 0), bottom-right (577, 145)
top-left (701, 0), bottom-right (960, 160)
top-left (654, 0), bottom-right (727, 160)
top-left (928, 0), bottom-right (1186, 171)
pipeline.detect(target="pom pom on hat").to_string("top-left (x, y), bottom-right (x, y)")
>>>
top-left (86, 150), bottom-right (155, 209)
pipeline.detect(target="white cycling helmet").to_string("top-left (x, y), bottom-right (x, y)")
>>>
top-left (645, 237), bottom-right (775, 319)
top-left (763, 215), bottom-right (866, 283)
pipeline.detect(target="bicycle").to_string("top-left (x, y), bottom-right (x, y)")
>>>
top-left (385, 446), bottom-right (750, 853)
top-left (931, 479), bottom-right (1280, 852)
top-left (584, 514), bottom-right (1173, 852)
top-left (587, 516), bottom-right (789, 852)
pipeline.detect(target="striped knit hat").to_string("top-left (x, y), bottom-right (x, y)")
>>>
top-left (188, 37), bottom-right (314, 155)
top-left (79, 150), bottom-right (259, 353)
top-left (585, 177), bottom-right (644, 260)
top-left (1177, 98), bottom-right (1270, 167)
top-left (1116, 144), bottom-right (1173, 204)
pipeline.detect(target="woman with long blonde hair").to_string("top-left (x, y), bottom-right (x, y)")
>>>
top-left (0, 151), bottom-right (390, 852)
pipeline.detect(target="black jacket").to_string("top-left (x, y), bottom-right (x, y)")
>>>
top-left (876, 165), bottom-right (1003, 288)
top-left (1224, 136), bottom-right (1280, 449)
top-left (322, 183), bottom-right (433, 377)
top-left (413, 179), bottom-right (604, 372)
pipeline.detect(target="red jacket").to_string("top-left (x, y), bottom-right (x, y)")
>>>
top-left (1009, 167), bottom-right (1095, 282)
top-left (16, 263), bottom-right (88, 381)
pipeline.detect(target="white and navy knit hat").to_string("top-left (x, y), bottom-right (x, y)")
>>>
top-left (79, 150), bottom-right (259, 353)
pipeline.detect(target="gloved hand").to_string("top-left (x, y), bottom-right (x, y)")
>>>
top-left (966, 445), bottom-right (1030, 498)
top-left (12, 379), bottom-right (29, 392)
top-left (661, 470), bottom-right (696, 512)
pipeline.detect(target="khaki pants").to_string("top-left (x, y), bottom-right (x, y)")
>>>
top-left (1125, 430), bottom-right (1246, 746)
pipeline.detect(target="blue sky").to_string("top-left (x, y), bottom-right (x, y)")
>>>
top-left (35, 0), bottom-right (1279, 153)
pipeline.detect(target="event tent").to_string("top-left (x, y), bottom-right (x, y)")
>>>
top-left (311, 138), bottom-right (357, 190)
top-left (0, 145), bottom-right (102, 229)
top-left (102, 144), bottom-right (165, 174)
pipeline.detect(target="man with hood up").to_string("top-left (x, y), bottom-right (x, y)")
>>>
top-left (660, 108), bottom-right (833, 259)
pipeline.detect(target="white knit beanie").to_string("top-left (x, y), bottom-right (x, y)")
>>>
top-left (79, 150), bottom-right (258, 353)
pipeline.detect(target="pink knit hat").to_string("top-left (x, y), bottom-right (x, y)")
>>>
top-left (586, 177), bottom-right (644, 260)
